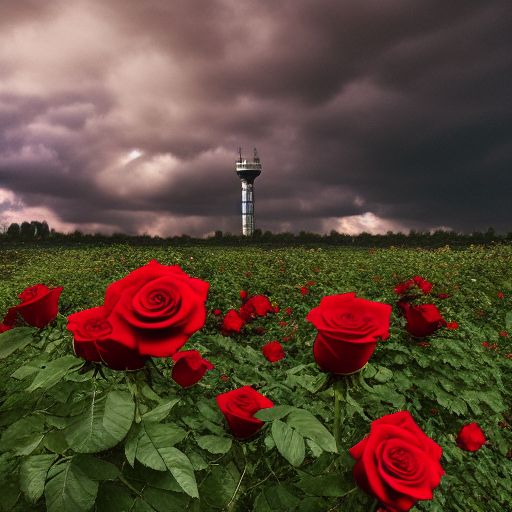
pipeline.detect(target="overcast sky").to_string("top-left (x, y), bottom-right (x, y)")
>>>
top-left (0, 0), bottom-right (510, 236)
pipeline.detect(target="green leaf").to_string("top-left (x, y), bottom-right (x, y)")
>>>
top-left (134, 422), bottom-right (197, 497)
top-left (200, 462), bottom-right (239, 509)
top-left (95, 483), bottom-right (135, 512)
top-left (196, 435), bottom-right (232, 454)
top-left (0, 327), bottom-right (36, 359)
top-left (44, 460), bottom-right (98, 512)
top-left (74, 455), bottom-right (120, 481)
top-left (373, 366), bottom-right (393, 383)
top-left (19, 454), bottom-right (58, 503)
top-left (142, 398), bottom-right (180, 423)
top-left (505, 311), bottom-right (512, 330)
top-left (65, 390), bottom-right (134, 453)
top-left (286, 409), bottom-right (337, 453)
top-left (0, 415), bottom-right (45, 455)
top-left (296, 473), bottom-right (356, 497)
top-left (254, 405), bottom-right (295, 422)
top-left (143, 487), bottom-right (188, 511)
top-left (253, 484), bottom-right (301, 511)
top-left (26, 355), bottom-right (83, 392)
top-left (197, 399), bottom-right (224, 424)
top-left (271, 420), bottom-right (305, 467)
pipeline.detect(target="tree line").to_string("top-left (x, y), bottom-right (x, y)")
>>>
top-left (1, 221), bottom-right (511, 248)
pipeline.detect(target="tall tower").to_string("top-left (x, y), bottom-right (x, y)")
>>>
top-left (235, 147), bottom-right (262, 236)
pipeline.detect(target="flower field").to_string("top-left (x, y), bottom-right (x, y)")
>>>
top-left (0, 244), bottom-right (511, 511)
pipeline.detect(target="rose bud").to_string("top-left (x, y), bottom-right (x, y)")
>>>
top-left (399, 302), bottom-right (446, 338)
top-left (221, 309), bottom-right (245, 334)
top-left (103, 260), bottom-right (209, 357)
top-left (212, 309), bottom-right (222, 316)
top-left (350, 411), bottom-right (444, 512)
top-left (240, 290), bottom-right (248, 302)
top-left (306, 293), bottom-right (391, 374)
top-left (171, 350), bottom-right (214, 388)
top-left (262, 341), bottom-right (285, 362)
top-left (67, 306), bottom-right (147, 371)
top-left (4, 284), bottom-right (63, 329)
top-left (456, 423), bottom-right (486, 452)
top-left (216, 386), bottom-right (274, 439)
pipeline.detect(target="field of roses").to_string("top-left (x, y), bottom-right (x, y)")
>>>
top-left (0, 243), bottom-right (511, 512)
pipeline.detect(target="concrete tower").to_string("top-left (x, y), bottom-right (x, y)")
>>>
top-left (235, 147), bottom-right (262, 236)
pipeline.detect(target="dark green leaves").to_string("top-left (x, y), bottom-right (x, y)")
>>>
top-left (44, 459), bottom-right (98, 512)
top-left (125, 422), bottom-right (197, 498)
top-left (19, 454), bottom-right (58, 503)
top-left (0, 327), bottom-right (36, 359)
top-left (272, 420), bottom-right (305, 467)
top-left (196, 435), bottom-right (232, 454)
top-left (65, 390), bottom-right (134, 453)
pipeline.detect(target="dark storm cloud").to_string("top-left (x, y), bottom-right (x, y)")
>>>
top-left (0, 0), bottom-right (510, 235)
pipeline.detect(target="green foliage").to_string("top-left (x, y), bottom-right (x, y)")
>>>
top-left (0, 244), bottom-right (511, 511)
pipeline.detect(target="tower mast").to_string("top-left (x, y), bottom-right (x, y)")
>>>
top-left (235, 147), bottom-right (262, 236)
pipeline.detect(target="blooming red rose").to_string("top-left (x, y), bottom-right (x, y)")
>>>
top-left (216, 386), bottom-right (274, 439)
top-left (245, 295), bottom-right (273, 317)
top-left (497, 291), bottom-right (505, 300)
top-left (67, 306), bottom-right (147, 370)
top-left (171, 350), bottom-right (214, 388)
top-left (262, 341), bottom-right (285, 362)
top-left (300, 286), bottom-right (309, 296)
top-left (212, 309), bottom-right (222, 316)
top-left (446, 321), bottom-right (459, 330)
top-left (103, 260), bottom-right (209, 357)
top-left (399, 302), bottom-right (446, 338)
top-left (221, 309), bottom-right (245, 334)
top-left (285, 307), bottom-right (293, 316)
top-left (240, 290), bottom-right (248, 301)
top-left (394, 276), bottom-right (432, 296)
top-left (306, 293), bottom-right (392, 374)
top-left (349, 411), bottom-right (444, 512)
top-left (272, 305), bottom-right (280, 313)
top-left (456, 423), bottom-right (486, 452)
top-left (4, 284), bottom-right (63, 329)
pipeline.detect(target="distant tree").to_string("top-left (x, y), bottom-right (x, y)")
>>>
top-left (214, 230), bottom-right (223, 238)
top-left (40, 221), bottom-right (50, 239)
top-left (20, 221), bottom-right (34, 239)
top-left (6, 223), bottom-right (20, 238)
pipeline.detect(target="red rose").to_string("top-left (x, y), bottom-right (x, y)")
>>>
top-left (4, 284), bottom-right (63, 329)
top-left (446, 321), bottom-right (459, 330)
top-left (399, 302), bottom-right (446, 338)
top-left (497, 291), bottom-right (505, 300)
top-left (171, 350), bottom-right (214, 388)
top-left (436, 293), bottom-right (451, 299)
top-left (349, 411), bottom-right (444, 512)
top-left (240, 290), bottom-right (248, 301)
top-left (245, 295), bottom-right (273, 317)
top-left (104, 260), bottom-right (209, 357)
top-left (67, 306), bottom-right (147, 371)
top-left (285, 307), bottom-right (293, 316)
top-left (300, 286), bottom-right (309, 296)
top-left (212, 309), bottom-right (222, 316)
top-left (306, 293), bottom-right (392, 374)
top-left (221, 309), bottom-right (245, 334)
top-left (456, 423), bottom-right (486, 452)
top-left (216, 386), bottom-right (273, 439)
top-left (273, 305), bottom-right (280, 313)
top-left (262, 341), bottom-right (285, 362)
top-left (394, 276), bottom-right (432, 296)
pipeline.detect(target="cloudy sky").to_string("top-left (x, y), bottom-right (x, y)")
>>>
top-left (0, 1), bottom-right (510, 236)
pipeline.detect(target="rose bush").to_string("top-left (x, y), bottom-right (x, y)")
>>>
top-left (349, 411), bottom-right (445, 512)
top-left (216, 386), bottom-right (274, 439)
top-left (306, 292), bottom-right (392, 374)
